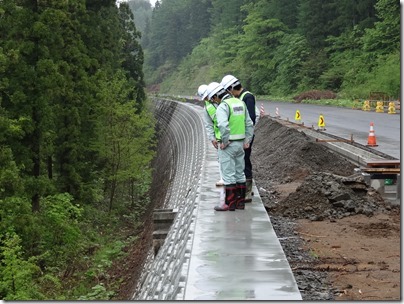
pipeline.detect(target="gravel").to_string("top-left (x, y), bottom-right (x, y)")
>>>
top-left (251, 116), bottom-right (390, 301)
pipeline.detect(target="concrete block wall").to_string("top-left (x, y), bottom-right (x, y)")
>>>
top-left (132, 99), bottom-right (206, 300)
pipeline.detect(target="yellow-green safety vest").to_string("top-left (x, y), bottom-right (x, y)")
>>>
top-left (205, 101), bottom-right (221, 140)
top-left (222, 97), bottom-right (246, 140)
top-left (240, 90), bottom-right (259, 121)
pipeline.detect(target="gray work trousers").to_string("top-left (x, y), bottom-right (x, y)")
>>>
top-left (218, 141), bottom-right (246, 185)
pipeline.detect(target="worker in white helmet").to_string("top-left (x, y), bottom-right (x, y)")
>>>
top-left (206, 82), bottom-right (254, 211)
top-left (197, 84), bottom-right (226, 191)
top-left (220, 75), bottom-right (257, 203)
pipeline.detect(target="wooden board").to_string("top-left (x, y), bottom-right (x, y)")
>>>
top-left (365, 159), bottom-right (400, 168)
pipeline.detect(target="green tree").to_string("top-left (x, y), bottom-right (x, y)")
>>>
top-left (144, 0), bottom-right (212, 75)
top-left (126, 0), bottom-right (152, 36)
top-left (362, 0), bottom-right (400, 54)
top-left (210, 0), bottom-right (245, 31)
top-left (238, 1), bottom-right (288, 93)
top-left (118, 2), bottom-right (146, 105)
top-left (37, 193), bottom-right (83, 268)
top-left (0, 0), bottom-right (49, 212)
top-left (269, 33), bottom-right (310, 95)
top-left (297, 0), bottom-right (341, 48)
top-left (331, 0), bottom-right (377, 32)
top-left (0, 232), bottom-right (43, 300)
top-left (94, 70), bottom-right (155, 214)
top-left (322, 30), bottom-right (364, 92)
top-left (266, 0), bottom-right (299, 30)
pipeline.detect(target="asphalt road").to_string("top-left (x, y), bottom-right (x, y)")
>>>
top-left (257, 101), bottom-right (401, 160)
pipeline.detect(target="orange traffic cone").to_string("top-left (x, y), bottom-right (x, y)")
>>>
top-left (366, 122), bottom-right (378, 147)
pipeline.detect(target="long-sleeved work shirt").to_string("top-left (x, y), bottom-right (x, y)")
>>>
top-left (203, 102), bottom-right (218, 142)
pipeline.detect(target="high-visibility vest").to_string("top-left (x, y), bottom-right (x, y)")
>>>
top-left (222, 97), bottom-right (246, 140)
top-left (205, 101), bottom-right (221, 140)
top-left (240, 90), bottom-right (259, 122)
top-left (239, 90), bottom-right (251, 101)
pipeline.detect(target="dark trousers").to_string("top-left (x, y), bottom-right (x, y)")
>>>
top-left (244, 135), bottom-right (254, 179)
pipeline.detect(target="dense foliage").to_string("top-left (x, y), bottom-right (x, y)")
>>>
top-left (132, 0), bottom-right (399, 99)
top-left (0, 0), bottom-right (155, 299)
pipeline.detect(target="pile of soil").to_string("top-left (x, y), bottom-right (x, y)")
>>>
top-left (293, 90), bottom-right (337, 102)
top-left (252, 116), bottom-right (400, 300)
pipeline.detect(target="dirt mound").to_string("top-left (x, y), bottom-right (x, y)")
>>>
top-left (253, 117), bottom-right (355, 183)
top-left (253, 117), bottom-right (388, 221)
top-left (293, 90), bottom-right (337, 102)
top-left (252, 115), bottom-right (399, 301)
top-left (271, 172), bottom-right (389, 220)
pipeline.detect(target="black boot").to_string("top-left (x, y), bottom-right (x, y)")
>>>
top-left (214, 184), bottom-right (237, 211)
top-left (245, 178), bottom-right (253, 202)
top-left (236, 182), bottom-right (246, 210)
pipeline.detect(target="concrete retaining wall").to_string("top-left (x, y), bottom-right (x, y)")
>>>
top-left (132, 98), bottom-right (206, 300)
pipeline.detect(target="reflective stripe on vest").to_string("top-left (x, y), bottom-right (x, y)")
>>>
top-left (222, 97), bottom-right (246, 140)
top-left (205, 101), bottom-right (221, 140)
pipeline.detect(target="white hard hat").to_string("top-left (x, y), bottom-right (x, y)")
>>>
top-left (206, 82), bottom-right (225, 100)
top-left (221, 74), bottom-right (240, 90)
top-left (197, 84), bottom-right (208, 99)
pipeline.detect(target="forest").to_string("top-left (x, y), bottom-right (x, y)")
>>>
top-left (0, 0), bottom-right (400, 300)
top-left (0, 0), bottom-right (155, 300)
top-left (132, 0), bottom-right (399, 99)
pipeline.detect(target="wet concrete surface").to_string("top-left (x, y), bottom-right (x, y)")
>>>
top-left (184, 119), bottom-right (302, 300)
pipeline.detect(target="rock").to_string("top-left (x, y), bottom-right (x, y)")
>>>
top-left (329, 193), bottom-right (351, 202)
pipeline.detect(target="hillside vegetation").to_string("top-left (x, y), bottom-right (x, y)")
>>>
top-left (132, 0), bottom-right (399, 100)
